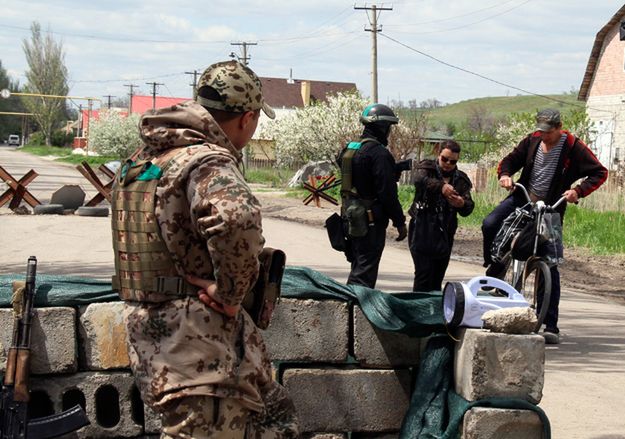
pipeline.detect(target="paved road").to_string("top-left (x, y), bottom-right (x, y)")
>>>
top-left (1, 147), bottom-right (624, 438)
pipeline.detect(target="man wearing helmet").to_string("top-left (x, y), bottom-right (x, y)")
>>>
top-left (337, 103), bottom-right (409, 288)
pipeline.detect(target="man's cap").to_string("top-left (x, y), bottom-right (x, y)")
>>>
top-left (535, 108), bottom-right (561, 131)
top-left (196, 60), bottom-right (275, 119)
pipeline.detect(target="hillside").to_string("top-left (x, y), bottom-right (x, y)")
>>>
top-left (398, 93), bottom-right (582, 128)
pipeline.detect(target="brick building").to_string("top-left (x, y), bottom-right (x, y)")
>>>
top-left (579, 5), bottom-right (625, 170)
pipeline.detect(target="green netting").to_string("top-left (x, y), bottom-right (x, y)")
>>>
top-left (0, 266), bottom-right (549, 438)
top-left (0, 274), bottom-right (118, 307)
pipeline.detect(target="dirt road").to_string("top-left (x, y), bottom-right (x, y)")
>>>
top-left (1, 146), bottom-right (625, 438)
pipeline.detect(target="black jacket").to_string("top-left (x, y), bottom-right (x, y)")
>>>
top-left (337, 138), bottom-right (406, 228)
top-left (409, 159), bottom-right (474, 238)
top-left (498, 130), bottom-right (608, 217)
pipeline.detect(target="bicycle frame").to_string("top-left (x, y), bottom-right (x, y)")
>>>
top-left (507, 183), bottom-right (566, 285)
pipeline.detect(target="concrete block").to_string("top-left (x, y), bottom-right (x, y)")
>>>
top-left (78, 302), bottom-right (130, 370)
top-left (461, 407), bottom-right (543, 439)
top-left (283, 368), bottom-right (411, 433)
top-left (353, 306), bottom-right (421, 368)
top-left (454, 329), bottom-right (544, 404)
top-left (0, 307), bottom-right (77, 374)
top-left (30, 371), bottom-right (143, 438)
top-left (263, 299), bottom-right (349, 362)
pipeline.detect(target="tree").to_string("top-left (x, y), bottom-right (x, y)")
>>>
top-left (21, 22), bottom-right (69, 146)
top-left (259, 92), bottom-right (368, 168)
top-left (0, 60), bottom-right (26, 141)
top-left (88, 110), bottom-right (142, 158)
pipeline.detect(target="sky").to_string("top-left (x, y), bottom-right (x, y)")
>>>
top-left (0, 0), bottom-right (623, 111)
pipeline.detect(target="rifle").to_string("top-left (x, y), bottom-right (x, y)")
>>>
top-left (0, 256), bottom-right (90, 439)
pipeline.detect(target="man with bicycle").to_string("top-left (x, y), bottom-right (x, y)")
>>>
top-left (482, 108), bottom-right (607, 344)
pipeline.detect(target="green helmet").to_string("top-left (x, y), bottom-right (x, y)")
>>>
top-left (359, 103), bottom-right (399, 125)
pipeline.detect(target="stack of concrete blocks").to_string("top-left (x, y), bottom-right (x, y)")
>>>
top-left (0, 299), bottom-right (547, 438)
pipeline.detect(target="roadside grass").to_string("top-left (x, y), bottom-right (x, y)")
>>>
top-left (19, 146), bottom-right (623, 255)
top-left (20, 145), bottom-right (117, 166)
top-left (458, 192), bottom-right (625, 255)
top-left (245, 167), bottom-right (293, 187)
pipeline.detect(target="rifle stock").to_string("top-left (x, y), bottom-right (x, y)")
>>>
top-left (0, 257), bottom-right (90, 439)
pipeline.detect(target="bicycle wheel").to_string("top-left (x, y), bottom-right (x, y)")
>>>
top-left (498, 254), bottom-right (523, 292)
top-left (522, 259), bottom-right (552, 332)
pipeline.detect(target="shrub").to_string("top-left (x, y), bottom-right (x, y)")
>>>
top-left (88, 110), bottom-right (142, 158)
top-left (28, 131), bottom-right (45, 146)
top-left (51, 130), bottom-right (74, 147)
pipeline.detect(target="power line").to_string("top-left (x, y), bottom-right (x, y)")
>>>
top-left (185, 70), bottom-right (200, 99)
top-left (385, 0), bottom-right (520, 27)
top-left (355, 4), bottom-right (393, 103)
top-left (146, 82), bottom-right (164, 111)
top-left (385, 0), bottom-right (533, 35)
top-left (230, 42), bottom-right (257, 65)
top-left (124, 84), bottom-right (139, 114)
top-left (103, 95), bottom-right (115, 109)
top-left (378, 32), bottom-right (614, 114)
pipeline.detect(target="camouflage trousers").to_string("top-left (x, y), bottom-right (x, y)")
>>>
top-left (159, 383), bottom-right (299, 439)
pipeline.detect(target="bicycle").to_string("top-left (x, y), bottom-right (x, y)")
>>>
top-left (490, 183), bottom-right (566, 332)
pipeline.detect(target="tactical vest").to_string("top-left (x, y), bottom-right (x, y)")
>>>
top-left (111, 154), bottom-right (196, 303)
top-left (340, 139), bottom-right (376, 237)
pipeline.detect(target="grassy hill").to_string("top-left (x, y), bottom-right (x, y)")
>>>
top-left (398, 93), bottom-right (582, 128)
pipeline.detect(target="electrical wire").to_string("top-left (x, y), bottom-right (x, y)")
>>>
top-left (386, 0), bottom-right (534, 35)
top-left (379, 31), bottom-right (614, 114)
top-left (385, 0), bottom-right (519, 27)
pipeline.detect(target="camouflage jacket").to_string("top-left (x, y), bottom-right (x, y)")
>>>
top-left (122, 100), bottom-right (271, 412)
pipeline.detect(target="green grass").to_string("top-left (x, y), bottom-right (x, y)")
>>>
top-left (400, 94), bottom-right (580, 128)
top-left (457, 193), bottom-right (625, 255)
top-left (244, 168), bottom-right (293, 187)
top-left (21, 145), bottom-right (117, 166)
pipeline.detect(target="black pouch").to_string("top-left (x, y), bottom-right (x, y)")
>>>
top-left (345, 199), bottom-right (368, 238)
top-left (326, 213), bottom-right (347, 252)
top-left (242, 248), bottom-right (286, 330)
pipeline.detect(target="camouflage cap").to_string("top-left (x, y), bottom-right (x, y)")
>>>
top-left (196, 60), bottom-right (275, 119)
top-left (535, 108), bottom-right (561, 131)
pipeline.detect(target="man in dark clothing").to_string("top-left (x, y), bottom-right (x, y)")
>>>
top-left (482, 108), bottom-right (608, 344)
top-left (409, 140), bottom-right (474, 292)
top-left (338, 103), bottom-right (409, 288)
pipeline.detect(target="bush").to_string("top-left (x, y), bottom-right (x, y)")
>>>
top-left (51, 130), bottom-right (74, 147)
top-left (89, 110), bottom-right (142, 158)
top-left (27, 131), bottom-right (45, 146)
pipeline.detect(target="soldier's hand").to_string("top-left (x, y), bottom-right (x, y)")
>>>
top-left (186, 274), bottom-right (240, 318)
top-left (499, 175), bottom-right (514, 190)
top-left (395, 224), bottom-right (408, 241)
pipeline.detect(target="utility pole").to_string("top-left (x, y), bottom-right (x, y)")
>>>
top-left (185, 70), bottom-right (200, 99)
top-left (146, 82), bottom-right (164, 111)
top-left (103, 95), bottom-right (115, 109)
top-left (355, 4), bottom-right (392, 103)
top-left (78, 104), bottom-right (83, 137)
top-left (230, 42), bottom-right (257, 65)
top-left (124, 84), bottom-right (139, 114)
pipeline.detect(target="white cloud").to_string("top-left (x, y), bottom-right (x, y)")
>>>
top-left (0, 0), bottom-right (621, 106)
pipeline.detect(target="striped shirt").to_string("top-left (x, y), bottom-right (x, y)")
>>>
top-left (528, 133), bottom-right (565, 199)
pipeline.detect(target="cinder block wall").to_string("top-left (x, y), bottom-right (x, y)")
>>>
top-left (0, 300), bottom-right (546, 438)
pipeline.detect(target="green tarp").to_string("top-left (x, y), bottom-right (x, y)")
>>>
top-left (0, 266), bottom-right (549, 438)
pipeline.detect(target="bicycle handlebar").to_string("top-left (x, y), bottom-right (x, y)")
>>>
top-left (513, 182), bottom-right (566, 210)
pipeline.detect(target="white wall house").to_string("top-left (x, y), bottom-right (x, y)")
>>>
top-left (579, 5), bottom-right (625, 170)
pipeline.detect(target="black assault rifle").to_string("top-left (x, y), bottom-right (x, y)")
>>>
top-left (0, 256), bottom-right (90, 439)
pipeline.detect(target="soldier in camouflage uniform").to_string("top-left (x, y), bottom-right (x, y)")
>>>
top-left (112, 61), bottom-right (299, 438)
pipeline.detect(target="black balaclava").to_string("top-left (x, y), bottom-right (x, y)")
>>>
top-left (361, 122), bottom-right (391, 146)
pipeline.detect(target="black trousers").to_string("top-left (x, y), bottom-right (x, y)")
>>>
top-left (347, 220), bottom-right (388, 289)
top-left (411, 252), bottom-right (451, 292)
